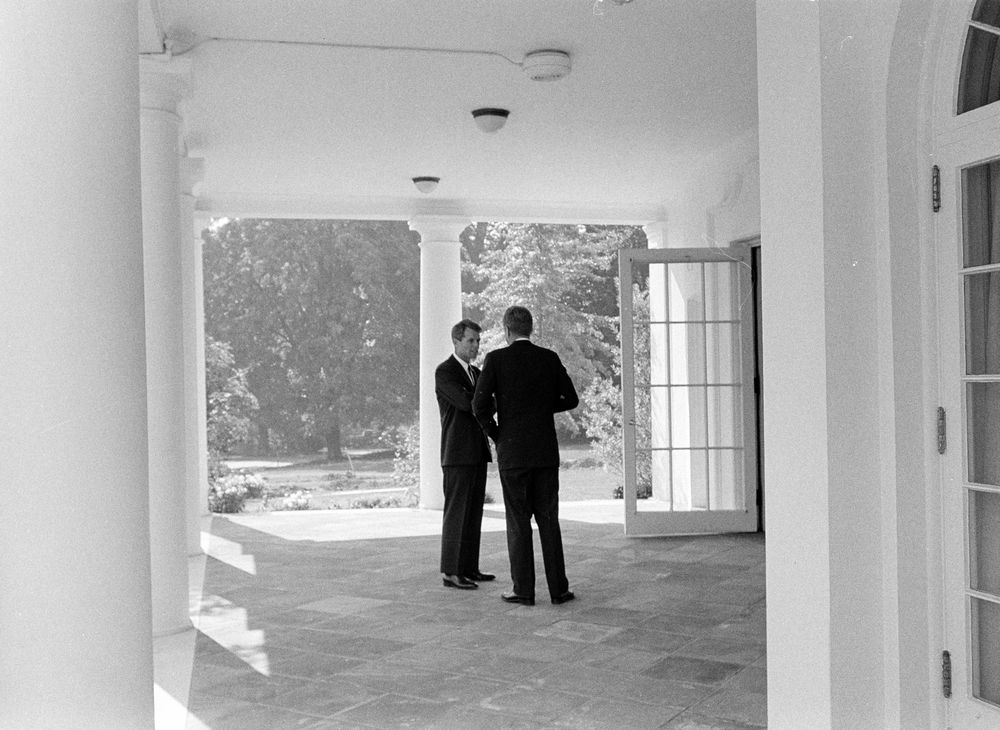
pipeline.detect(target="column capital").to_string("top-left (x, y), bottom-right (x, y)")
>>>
top-left (193, 212), bottom-right (213, 242)
top-left (643, 221), bottom-right (667, 248)
top-left (408, 215), bottom-right (472, 243)
top-left (140, 57), bottom-right (192, 114)
top-left (179, 156), bottom-right (204, 197)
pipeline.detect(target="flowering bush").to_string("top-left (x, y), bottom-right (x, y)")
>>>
top-left (207, 471), bottom-right (266, 513)
top-left (227, 472), bottom-right (266, 498)
top-left (208, 479), bottom-right (248, 513)
top-left (275, 491), bottom-right (311, 511)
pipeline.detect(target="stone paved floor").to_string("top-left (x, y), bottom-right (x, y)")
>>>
top-left (175, 504), bottom-right (766, 729)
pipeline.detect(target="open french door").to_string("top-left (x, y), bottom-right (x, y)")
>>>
top-left (936, 132), bottom-right (1000, 728)
top-left (618, 244), bottom-right (758, 537)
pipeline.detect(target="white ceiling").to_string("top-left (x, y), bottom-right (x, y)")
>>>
top-left (141, 0), bottom-right (758, 223)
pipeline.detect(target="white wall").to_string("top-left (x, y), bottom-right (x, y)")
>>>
top-left (665, 129), bottom-right (760, 250)
top-left (755, 0), bottom-right (944, 726)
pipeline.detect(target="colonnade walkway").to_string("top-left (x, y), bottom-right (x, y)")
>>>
top-left (158, 503), bottom-right (766, 729)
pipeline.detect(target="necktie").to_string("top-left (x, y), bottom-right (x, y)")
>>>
top-left (468, 366), bottom-right (477, 385)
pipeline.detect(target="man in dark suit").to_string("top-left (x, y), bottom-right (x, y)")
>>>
top-left (472, 305), bottom-right (578, 606)
top-left (435, 318), bottom-right (495, 590)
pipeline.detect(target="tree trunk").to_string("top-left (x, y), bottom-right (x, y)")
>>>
top-left (325, 425), bottom-right (344, 461)
top-left (257, 423), bottom-right (270, 455)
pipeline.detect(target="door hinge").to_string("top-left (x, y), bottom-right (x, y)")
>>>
top-left (932, 165), bottom-right (941, 212)
top-left (942, 650), bottom-right (952, 698)
top-left (937, 407), bottom-right (947, 454)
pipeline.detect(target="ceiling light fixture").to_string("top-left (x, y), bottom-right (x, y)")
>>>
top-left (412, 176), bottom-right (440, 194)
top-left (471, 108), bottom-right (510, 133)
top-left (522, 50), bottom-right (571, 81)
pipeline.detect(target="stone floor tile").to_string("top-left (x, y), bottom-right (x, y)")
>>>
top-left (382, 643), bottom-right (479, 671)
top-left (724, 665), bottom-right (767, 695)
top-left (673, 636), bottom-right (766, 666)
top-left (459, 652), bottom-right (552, 683)
top-left (298, 594), bottom-right (393, 615)
top-left (608, 626), bottom-right (693, 653)
top-left (533, 619), bottom-right (624, 643)
top-left (690, 688), bottom-right (768, 727)
top-left (395, 672), bottom-right (510, 705)
top-left (573, 606), bottom-right (659, 626)
top-left (644, 656), bottom-right (745, 685)
top-left (263, 679), bottom-right (381, 717)
top-left (190, 699), bottom-right (328, 729)
top-left (353, 619), bottom-right (457, 643)
top-left (649, 598), bottom-right (744, 621)
top-left (495, 635), bottom-right (590, 662)
top-left (432, 705), bottom-right (548, 729)
top-left (640, 611), bottom-right (726, 635)
top-left (266, 647), bottom-right (366, 681)
top-left (330, 692), bottom-right (451, 728)
top-left (574, 643), bottom-right (663, 674)
top-left (660, 709), bottom-right (766, 730)
top-left (184, 510), bottom-right (768, 728)
top-left (477, 682), bottom-right (589, 723)
top-left (552, 696), bottom-right (685, 729)
top-left (296, 632), bottom-right (414, 659)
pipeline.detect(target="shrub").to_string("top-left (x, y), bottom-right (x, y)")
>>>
top-left (207, 470), bottom-right (266, 513)
top-left (350, 495), bottom-right (404, 509)
top-left (390, 422), bottom-right (420, 507)
top-left (208, 478), bottom-right (248, 513)
top-left (274, 491), bottom-right (311, 511)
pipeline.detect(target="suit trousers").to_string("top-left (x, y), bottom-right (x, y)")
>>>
top-left (440, 463), bottom-right (487, 575)
top-left (498, 466), bottom-right (568, 600)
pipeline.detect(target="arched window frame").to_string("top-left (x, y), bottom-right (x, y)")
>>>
top-left (958, 0), bottom-right (1000, 114)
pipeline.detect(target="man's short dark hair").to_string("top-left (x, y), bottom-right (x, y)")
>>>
top-left (451, 318), bottom-right (482, 342)
top-left (503, 306), bottom-right (533, 337)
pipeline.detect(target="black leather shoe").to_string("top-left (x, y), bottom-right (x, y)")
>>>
top-left (501, 591), bottom-right (534, 606)
top-left (443, 574), bottom-right (477, 590)
top-left (551, 591), bottom-right (575, 605)
top-left (465, 571), bottom-right (496, 582)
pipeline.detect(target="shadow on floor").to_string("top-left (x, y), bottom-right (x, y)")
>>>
top-left (179, 507), bottom-right (766, 729)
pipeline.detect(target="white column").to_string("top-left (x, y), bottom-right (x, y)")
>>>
top-left (180, 160), bottom-right (210, 556)
top-left (141, 59), bottom-right (193, 636)
top-left (758, 1), bottom-right (895, 727)
top-left (643, 222), bottom-right (680, 505)
top-left (0, 4), bottom-right (154, 728)
top-left (409, 216), bottom-right (470, 510)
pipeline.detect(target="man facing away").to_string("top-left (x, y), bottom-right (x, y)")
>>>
top-left (435, 319), bottom-right (495, 590)
top-left (472, 305), bottom-right (579, 606)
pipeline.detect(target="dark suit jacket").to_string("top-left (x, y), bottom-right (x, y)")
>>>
top-left (472, 339), bottom-right (578, 469)
top-left (435, 355), bottom-right (492, 466)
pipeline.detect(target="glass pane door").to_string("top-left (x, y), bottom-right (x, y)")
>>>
top-left (961, 158), bottom-right (1000, 707)
top-left (619, 245), bottom-right (757, 536)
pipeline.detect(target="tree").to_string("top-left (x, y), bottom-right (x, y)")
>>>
top-left (205, 335), bottom-right (258, 455)
top-left (202, 219), bottom-right (420, 458)
top-left (464, 222), bottom-right (644, 433)
top-left (580, 282), bottom-right (651, 498)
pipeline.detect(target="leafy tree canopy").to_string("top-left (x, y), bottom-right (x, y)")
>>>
top-left (203, 218), bottom-right (420, 457)
top-left (464, 222), bottom-right (645, 432)
top-left (205, 335), bottom-right (258, 455)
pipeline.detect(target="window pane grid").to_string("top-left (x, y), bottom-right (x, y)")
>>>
top-left (961, 156), bottom-right (1000, 710)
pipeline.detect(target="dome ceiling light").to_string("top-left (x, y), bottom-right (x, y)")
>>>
top-left (412, 176), bottom-right (440, 193)
top-left (521, 50), bottom-right (571, 81)
top-left (471, 108), bottom-right (510, 133)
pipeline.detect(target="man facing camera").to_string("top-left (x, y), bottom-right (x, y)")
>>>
top-left (435, 319), bottom-right (494, 590)
top-left (472, 305), bottom-right (578, 606)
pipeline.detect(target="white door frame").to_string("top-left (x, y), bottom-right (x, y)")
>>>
top-left (618, 244), bottom-right (758, 537)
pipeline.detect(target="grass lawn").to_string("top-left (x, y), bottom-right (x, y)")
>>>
top-left (226, 442), bottom-right (620, 511)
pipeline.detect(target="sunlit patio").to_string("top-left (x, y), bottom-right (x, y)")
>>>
top-left (157, 503), bottom-right (765, 729)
